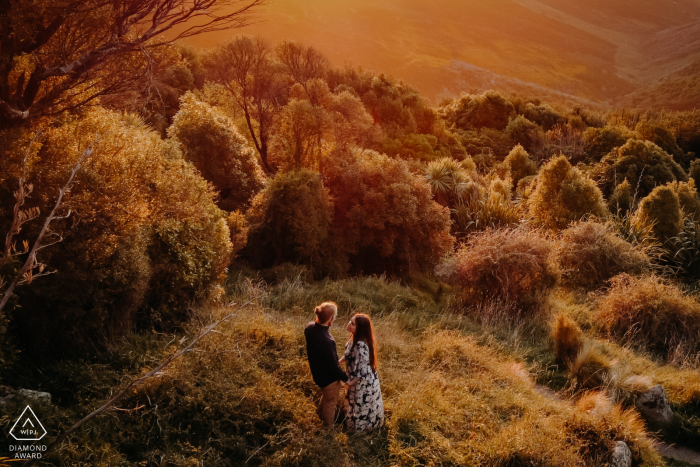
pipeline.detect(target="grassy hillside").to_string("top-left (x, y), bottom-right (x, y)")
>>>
top-left (174, 0), bottom-right (700, 105)
top-left (5, 272), bottom-right (700, 466)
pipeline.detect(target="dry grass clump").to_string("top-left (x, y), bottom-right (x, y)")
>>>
top-left (389, 330), bottom-right (663, 466)
top-left (436, 228), bottom-right (558, 313)
top-left (552, 313), bottom-right (613, 391)
top-left (552, 313), bottom-right (584, 366)
top-left (556, 220), bottom-right (651, 289)
top-left (595, 274), bottom-right (700, 364)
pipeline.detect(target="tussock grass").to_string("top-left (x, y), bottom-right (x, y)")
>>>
top-left (0, 277), bottom-right (670, 466)
top-left (594, 274), bottom-right (700, 365)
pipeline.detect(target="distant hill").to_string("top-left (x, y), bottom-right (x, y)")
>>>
top-left (174, 0), bottom-right (700, 106)
top-left (617, 59), bottom-right (700, 111)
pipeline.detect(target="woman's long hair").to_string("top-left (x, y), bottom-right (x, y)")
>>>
top-left (348, 313), bottom-right (378, 372)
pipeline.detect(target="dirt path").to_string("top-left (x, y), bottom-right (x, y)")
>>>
top-left (534, 385), bottom-right (700, 465)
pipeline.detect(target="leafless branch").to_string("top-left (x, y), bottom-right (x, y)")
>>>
top-left (0, 143), bottom-right (93, 314)
top-left (20, 296), bottom-right (259, 467)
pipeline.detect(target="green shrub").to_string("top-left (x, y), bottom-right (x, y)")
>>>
top-left (436, 228), bottom-right (558, 312)
top-left (5, 108), bottom-right (232, 357)
top-left (583, 125), bottom-right (632, 162)
top-left (244, 169), bottom-right (340, 276)
top-left (633, 184), bottom-right (683, 244)
top-left (527, 155), bottom-right (609, 230)
top-left (502, 144), bottom-right (538, 189)
top-left (439, 90), bottom-right (516, 130)
top-left (325, 150), bottom-right (454, 276)
top-left (607, 178), bottom-right (635, 215)
top-left (555, 221), bottom-right (650, 289)
top-left (505, 115), bottom-right (544, 152)
top-left (522, 102), bottom-right (566, 131)
top-left (669, 179), bottom-right (700, 221)
top-left (690, 159), bottom-right (700, 187)
top-left (593, 138), bottom-right (687, 199)
top-left (636, 120), bottom-right (689, 168)
top-left (595, 274), bottom-right (700, 364)
top-left (168, 92), bottom-right (265, 211)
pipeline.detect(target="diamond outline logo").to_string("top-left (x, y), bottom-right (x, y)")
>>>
top-left (9, 405), bottom-right (47, 441)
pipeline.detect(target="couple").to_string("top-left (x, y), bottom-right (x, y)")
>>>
top-left (304, 302), bottom-right (384, 432)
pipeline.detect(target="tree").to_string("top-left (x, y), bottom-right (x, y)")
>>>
top-left (205, 35), bottom-right (287, 174)
top-left (325, 149), bottom-right (454, 275)
top-left (0, 0), bottom-right (264, 126)
top-left (168, 92), bottom-right (265, 211)
top-left (275, 41), bottom-right (330, 96)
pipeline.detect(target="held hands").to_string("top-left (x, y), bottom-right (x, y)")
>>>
top-left (346, 377), bottom-right (360, 388)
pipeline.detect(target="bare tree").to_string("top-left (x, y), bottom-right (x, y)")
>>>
top-left (0, 0), bottom-right (265, 126)
top-left (276, 41), bottom-right (330, 97)
top-left (205, 35), bottom-right (287, 174)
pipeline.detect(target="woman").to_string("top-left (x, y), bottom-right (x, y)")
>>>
top-left (341, 313), bottom-right (384, 432)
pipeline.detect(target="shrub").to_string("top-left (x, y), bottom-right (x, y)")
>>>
top-left (436, 228), bottom-right (558, 311)
top-left (424, 157), bottom-right (475, 206)
top-left (669, 179), bottom-right (700, 221)
top-left (633, 184), bottom-right (682, 244)
top-left (6, 109), bottom-right (233, 357)
top-left (607, 178), bottom-right (635, 214)
top-left (243, 169), bottom-right (340, 276)
top-left (636, 120), bottom-right (689, 167)
top-left (168, 92), bottom-right (265, 211)
top-left (439, 90), bottom-right (516, 130)
top-left (583, 125), bottom-right (632, 162)
top-left (593, 138), bottom-right (687, 199)
top-left (502, 144), bottom-right (538, 189)
top-left (528, 155), bottom-right (609, 230)
top-left (522, 102), bottom-right (566, 131)
top-left (555, 221), bottom-right (651, 289)
top-left (594, 274), bottom-right (700, 363)
top-left (451, 183), bottom-right (521, 238)
top-left (690, 158), bottom-right (700, 187)
top-left (505, 115), bottom-right (544, 152)
top-left (325, 150), bottom-right (454, 276)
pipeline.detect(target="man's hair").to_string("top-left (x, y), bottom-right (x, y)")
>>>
top-left (314, 302), bottom-right (337, 324)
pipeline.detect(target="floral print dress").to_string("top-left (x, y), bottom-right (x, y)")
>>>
top-left (344, 340), bottom-right (384, 432)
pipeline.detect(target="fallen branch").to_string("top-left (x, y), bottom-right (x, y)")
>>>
top-left (21, 296), bottom-right (259, 467)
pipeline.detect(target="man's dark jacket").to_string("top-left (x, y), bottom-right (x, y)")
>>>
top-left (304, 321), bottom-right (349, 388)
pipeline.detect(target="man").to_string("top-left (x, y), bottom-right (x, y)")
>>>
top-left (304, 301), bottom-right (349, 427)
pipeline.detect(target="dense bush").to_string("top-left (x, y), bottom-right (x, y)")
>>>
top-left (555, 221), bottom-right (650, 289)
top-left (168, 93), bottom-right (265, 211)
top-left (595, 274), bottom-right (700, 364)
top-left (636, 120), bottom-right (689, 167)
top-left (439, 90), bottom-right (516, 130)
top-left (607, 178), bottom-right (635, 214)
top-left (436, 228), bottom-right (558, 311)
top-left (633, 184), bottom-right (683, 244)
top-left (552, 313), bottom-right (584, 366)
top-left (244, 169), bottom-right (340, 276)
top-left (593, 138), bottom-right (687, 199)
top-left (528, 155), bottom-right (608, 230)
top-left (505, 115), bottom-right (544, 152)
top-left (583, 125), bottom-right (632, 162)
top-left (502, 144), bottom-right (538, 189)
top-left (451, 178), bottom-right (521, 238)
top-left (669, 179), bottom-right (700, 221)
top-left (4, 109), bottom-right (233, 358)
top-left (522, 102), bottom-right (566, 131)
top-left (325, 150), bottom-right (454, 275)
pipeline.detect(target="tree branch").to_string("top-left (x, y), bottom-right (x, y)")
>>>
top-left (20, 296), bottom-right (260, 467)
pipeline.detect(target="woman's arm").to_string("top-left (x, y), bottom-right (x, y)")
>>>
top-left (346, 377), bottom-right (360, 387)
